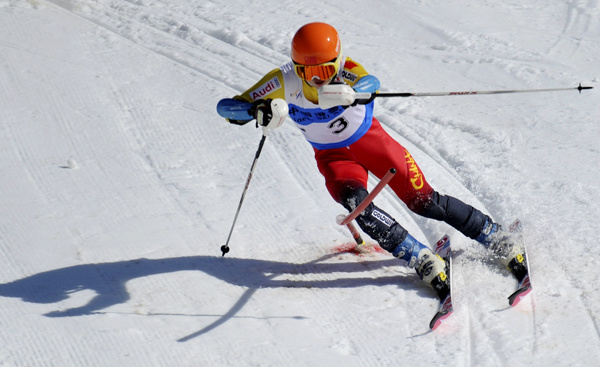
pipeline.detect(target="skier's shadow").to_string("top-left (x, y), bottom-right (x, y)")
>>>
top-left (0, 253), bottom-right (427, 341)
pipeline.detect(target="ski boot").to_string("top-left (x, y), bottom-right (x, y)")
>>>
top-left (416, 248), bottom-right (450, 301)
top-left (477, 219), bottom-right (528, 283)
top-left (392, 234), bottom-right (450, 300)
top-left (490, 232), bottom-right (528, 283)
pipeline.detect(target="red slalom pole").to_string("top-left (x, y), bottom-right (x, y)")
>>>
top-left (336, 168), bottom-right (397, 244)
top-left (338, 168), bottom-right (397, 226)
top-left (336, 215), bottom-right (365, 245)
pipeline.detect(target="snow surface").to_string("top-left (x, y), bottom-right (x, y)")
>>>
top-left (0, 0), bottom-right (598, 366)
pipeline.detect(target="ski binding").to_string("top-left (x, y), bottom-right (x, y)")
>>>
top-left (505, 219), bottom-right (532, 307)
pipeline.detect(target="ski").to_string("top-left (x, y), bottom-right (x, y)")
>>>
top-left (508, 272), bottom-right (532, 306)
top-left (429, 235), bottom-right (453, 330)
top-left (505, 219), bottom-right (532, 307)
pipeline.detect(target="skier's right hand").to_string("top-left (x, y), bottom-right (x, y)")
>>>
top-left (250, 98), bottom-right (289, 135)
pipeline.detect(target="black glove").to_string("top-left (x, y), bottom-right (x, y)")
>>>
top-left (228, 118), bottom-right (251, 126)
top-left (249, 99), bottom-right (274, 128)
top-left (351, 93), bottom-right (376, 107)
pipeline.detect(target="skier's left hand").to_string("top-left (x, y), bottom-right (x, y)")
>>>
top-left (318, 82), bottom-right (357, 109)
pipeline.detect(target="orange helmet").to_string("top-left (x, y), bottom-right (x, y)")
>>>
top-left (291, 22), bottom-right (341, 65)
top-left (291, 23), bottom-right (342, 81)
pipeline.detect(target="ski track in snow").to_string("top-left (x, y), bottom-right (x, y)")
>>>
top-left (0, 0), bottom-right (598, 366)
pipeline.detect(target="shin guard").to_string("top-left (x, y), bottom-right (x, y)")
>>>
top-left (419, 191), bottom-right (490, 239)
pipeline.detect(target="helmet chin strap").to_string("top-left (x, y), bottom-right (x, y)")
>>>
top-left (337, 51), bottom-right (345, 76)
top-left (330, 52), bottom-right (345, 84)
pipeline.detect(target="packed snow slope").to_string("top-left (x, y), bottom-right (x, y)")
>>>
top-left (0, 0), bottom-right (598, 366)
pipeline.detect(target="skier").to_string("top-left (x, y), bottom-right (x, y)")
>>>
top-left (216, 22), bottom-right (526, 301)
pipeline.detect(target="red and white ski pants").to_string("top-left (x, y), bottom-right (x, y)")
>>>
top-left (314, 117), bottom-right (434, 214)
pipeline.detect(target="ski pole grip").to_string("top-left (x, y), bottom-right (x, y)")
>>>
top-left (338, 168), bottom-right (396, 226)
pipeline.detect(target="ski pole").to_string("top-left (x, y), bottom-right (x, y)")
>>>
top-left (353, 83), bottom-right (593, 101)
top-left (318, 83), bottom-right (592, 109)
top-left (220, 99), bottom-right (288, 256)
top-left (221, 134), bottom-right (268, 257)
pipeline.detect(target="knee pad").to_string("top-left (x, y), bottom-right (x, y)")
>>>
top-left (339, 185), bottom-right (369, 212)
top-left (340, 186), bottom-right (408, 252)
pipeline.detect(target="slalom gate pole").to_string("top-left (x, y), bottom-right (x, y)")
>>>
top-left (354, 83), bottom-right (593, 101)
top-left (337, 168), bottom-right (397, 244)
top-left (336, 214), bottom-right (365, 245)
top-left (221, 134), bottom-right (268, 256)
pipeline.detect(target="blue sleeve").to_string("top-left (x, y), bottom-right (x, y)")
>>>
top-left (353, 75), bottom-right (380, 93)
top-left (216, 98), bottom-right (253, 121)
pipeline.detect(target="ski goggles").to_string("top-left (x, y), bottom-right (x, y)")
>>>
top-left (293, 58), bottom-right (340, 82)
